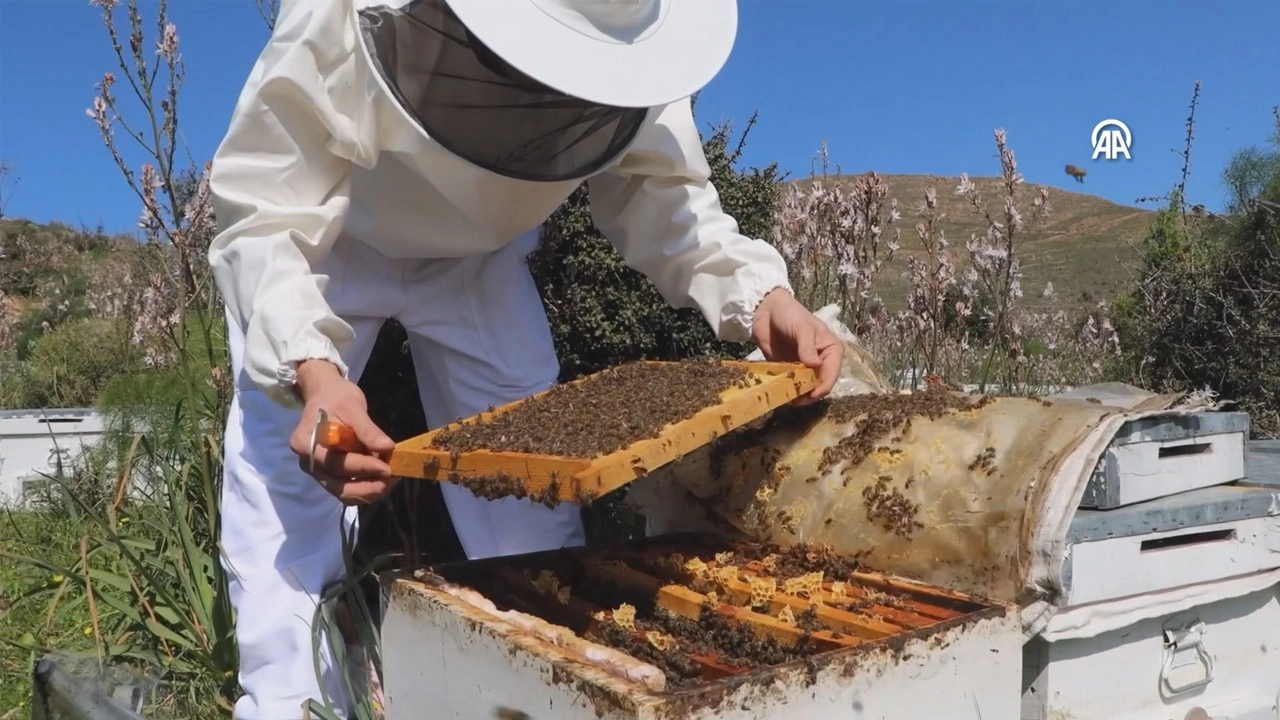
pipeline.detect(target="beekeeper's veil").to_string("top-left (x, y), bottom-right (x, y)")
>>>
top-left (355, 0), bottom-right (739, 182)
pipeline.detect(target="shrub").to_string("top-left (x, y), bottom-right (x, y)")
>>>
top-left (1112, 99), bottom-right (1280, 437)
top-left (0, 352), bottom-right (36, 408)
top-left (20, 317), bottom-right (142, 408)
top-left (527, 110), bottom-right (783, 381)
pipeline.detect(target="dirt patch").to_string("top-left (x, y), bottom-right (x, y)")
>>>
top-left (430, 359), bottom-right (752, 459)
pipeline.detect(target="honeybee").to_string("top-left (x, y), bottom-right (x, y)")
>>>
top-left (1064, 164), bottom-right (1087, 184)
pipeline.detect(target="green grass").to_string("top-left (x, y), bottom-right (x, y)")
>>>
top-left (0, 505), bottom-right (230, 720)
top-left (0, 511), bottom-right (94, 716)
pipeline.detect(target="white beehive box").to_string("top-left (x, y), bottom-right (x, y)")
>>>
top-left (0, 408), bottom-right (106, 508)
top-left (380, 537), bottom-right (1024, 720)
top-left (1079, 412), bottom-right (1249, 510)
top-left (1022, 440), bottom-right (1280, 720)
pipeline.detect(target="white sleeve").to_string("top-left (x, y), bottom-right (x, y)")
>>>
top-left (586, 98), bottom-right (794, 344)
top-left (207, 0), bottom-right (381, 408)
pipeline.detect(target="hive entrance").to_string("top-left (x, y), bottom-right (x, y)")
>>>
top-left (428, 535), bottom-right (990, 689)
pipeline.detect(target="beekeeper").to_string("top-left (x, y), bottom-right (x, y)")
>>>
top-left (208, 0), bottom-right (843, 716)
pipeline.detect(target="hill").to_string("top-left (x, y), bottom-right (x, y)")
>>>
top-left (0, 217), bottom-right (133, 316)
top-left (0, 173), bottom-right (1154, 322)
top-left (796, 173), bottom-right (1154, 310)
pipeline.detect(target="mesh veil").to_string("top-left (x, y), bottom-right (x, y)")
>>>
top-left (358, 0), bottom-right (650, 182)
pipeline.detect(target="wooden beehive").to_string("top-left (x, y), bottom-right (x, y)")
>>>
top-left (381, 534), bottom-right (1023, 719)
top-left (388, 360), bottom-right (817, 503)
top-left (1078, 411), bottom-right (1250, 509)
top-left (417, 534), bottom-right (1000, 685)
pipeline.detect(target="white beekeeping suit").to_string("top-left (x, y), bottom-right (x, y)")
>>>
top-left (207, 0), bottom-right (835, 717)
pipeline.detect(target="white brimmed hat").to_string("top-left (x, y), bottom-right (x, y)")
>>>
top-left (442, 0), bottom-right (740, 108)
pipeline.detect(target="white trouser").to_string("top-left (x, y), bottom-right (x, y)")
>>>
top-left (220, 229), bottom-right (586, 719)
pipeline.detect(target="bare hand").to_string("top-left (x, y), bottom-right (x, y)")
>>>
top-left (288, 360), bottom-right (398, 505)
top-left (751, 289), bottom-right (844, 403)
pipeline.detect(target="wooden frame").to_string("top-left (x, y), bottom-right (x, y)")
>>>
top-left (387, 360), bottom-right (817, 503)
top-left (416, 532), bottom-right (1001, 685)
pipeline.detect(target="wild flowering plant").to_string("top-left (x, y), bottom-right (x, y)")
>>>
top-left (772, 130), bottom-right (1121, 394)
top-left (85, 0), bottom-right (217, 368)
top-left (900, 183), bottom-right (967, 383)
top-left (772, 141), bottom-right (900, 330)
top-left (952, 129), bottom-right (1052, 390)
top-left (1019, 302), bottom-right (1123, 387)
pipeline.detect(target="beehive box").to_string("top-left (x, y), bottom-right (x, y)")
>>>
top-left (1022, 440), bottom-right (1280, 719)
top-left (380, 534), bottom-right (1022, 720)
top-left (1079, 412), bottom-right (1249, 510)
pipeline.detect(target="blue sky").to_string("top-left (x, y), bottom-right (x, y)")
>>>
top-left (1, 0), bottom-right (1277, 235)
